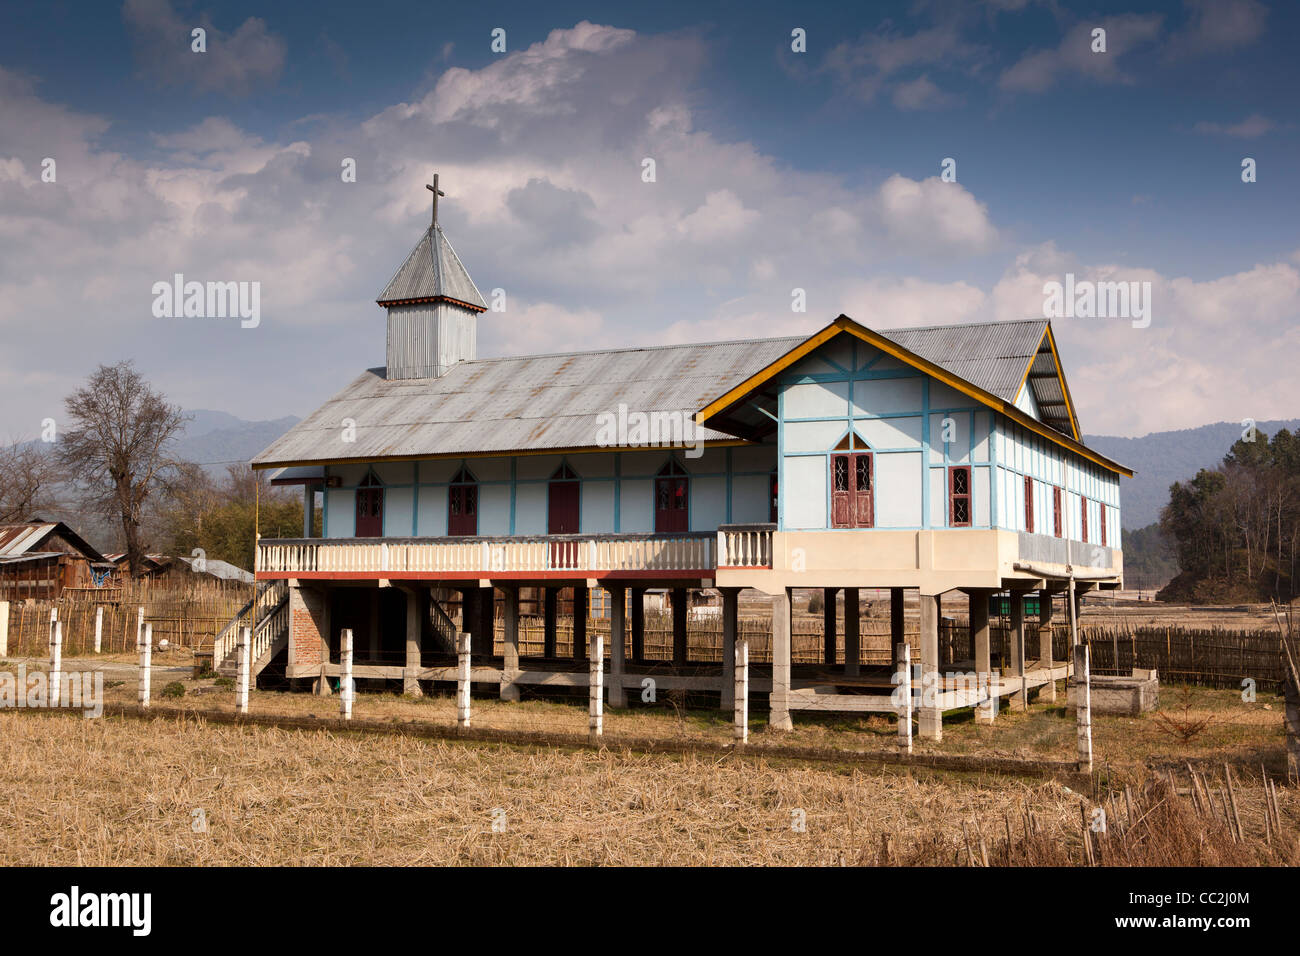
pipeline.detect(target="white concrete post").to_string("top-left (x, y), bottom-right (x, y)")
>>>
top-left (93, 605), bottom-right (103, 654)
top-left (340, 628), bottom-right (354, 720)
top-left (456, 632), bottom-right (472, 728)
top-left (918, 593), bottom-right (942, 740)
top-left (235, 626), bottom-right (251, 715)
top-left (1074, 644), bottom-right (1092, 772)
top-left (588, 632), bottom-right (604, 740)
top-left (0, 600), bottom-right (8, 656)
top-left (136, 606), bottom-right (145, 656)
top-left (896, 642), bottom-right (913, 754)
top-left (733, 634), bottom-right (749, 745)
top-left (50, 619), bottom-right (63, 707)
top-left (138, 622), bottom-right (152, 708)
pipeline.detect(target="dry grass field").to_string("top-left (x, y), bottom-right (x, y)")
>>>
top-left (1, 676), bottom-right (1295, 866)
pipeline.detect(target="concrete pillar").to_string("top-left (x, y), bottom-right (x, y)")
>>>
top-left (0, 600), bottom-right (8, 656)
top-left (631, 587), bottom-right (645, 663)
top-left (93, 605), bottom-right (103, 654)
top-left (403, 588), bottom-right (423, 697)
top-left (822, 587), bottom-right (837, 666)
top-left (896, 642), bottom-right (912, 754)
top-left (720, 587), bottom-right (739, 710)
top-left (477, 586), bottom-right (495, 660)
top-left (918, 593), bottom-right (941, 740)
top-left (340, 628), bottom-right (354, 719)
top-left (671, 587), bottom-right (688, 665)
top-left (770, 589), bottom-right (793, 731)
top-left (49, 619), bottom-right (62, 706)
top-left (236, 626), bottom-right (250, 714)
top-left (501, 586), bottom-right (520, 701)
top-left (969, 589), bottom-right (994, 724)
top-left (734, 632), bottom-right (749, 745)
top-left (456, 632), bottom-right (471, 729)
top-left (1009, 591), bottom-right (1027, 710)
top-left (844, 588), bottom-right (860, 678)
top-left (588, 632), bottom-right (604, 741)
top-left (572, 584), bottom-right (587, 661)
top-left (890, 588), bottom-right (905, 667)
top-left (138, 622), bottom-right (152, 708)
top-left (543, 587), bottom-right (557, 658)
top-left (1074, 643), bottom-right (1092, 771)
top-left (608, 587), bottom-right (626, 708)
top-left (1038, 589), bottom-right (1057, 702)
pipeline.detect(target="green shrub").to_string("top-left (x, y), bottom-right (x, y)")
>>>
top-left (160, 681), bottom-right (186, 699)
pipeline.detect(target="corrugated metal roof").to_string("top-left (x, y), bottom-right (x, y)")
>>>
top-left (0, 523), bottom-right (60, 556)
top-left (376, 225), bottom-right (487, 310)
top-left (253, 336), bottom-right (802, 466)
top-left (252, 317), bottom-right (1104, 468)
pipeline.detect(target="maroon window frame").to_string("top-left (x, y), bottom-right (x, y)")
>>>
top-left (830, 453), bottom-right (873, 528)
top-left (948, 466), bottom-right (972, 527)
top-left (355, 473), bottom-right (383, 538)
top-left (1024, 475), bottom-right (1034, 533)
top-left (655, 460), bottom-right (689, 533)
top-left (448, 467), bottom-right (478, 536)
top-left (1080, 496), bottom-right (1089, 544)
top-left (1052, 486), bottom-right (1063, 538)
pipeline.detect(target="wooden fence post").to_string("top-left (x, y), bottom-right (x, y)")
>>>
top-left (1074, 644), bottom-right (1092, 772)
top-left (456, 632), bottom-right (471, 729)
top-left (340, 628), bottom-right (354, 720)
top-left (0, 600), bottom-right (9, 657)
top-left (139, 622), bottom-right (152, 708)
top-left (897, 642), bottom-right (913, 754)
top-left (93, 606), bottom-right (103, 654)
top-left (50, 619), bottom-right (63, 707)
top-left (589, 632), bottom-right (604, 741)
top-left (234, 626), bottom-right (251, 715)
top-left (734, 634), bottom-right (749, 745)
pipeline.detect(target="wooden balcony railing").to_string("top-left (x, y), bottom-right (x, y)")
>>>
top-left (256, 532), bottom-right (717, 578)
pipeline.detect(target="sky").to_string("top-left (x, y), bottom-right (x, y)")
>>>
top-left (0, 0), bottom-right (1296, 442)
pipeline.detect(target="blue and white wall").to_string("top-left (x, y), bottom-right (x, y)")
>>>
top-left (320, 446), bottom-right (776, 538)
top-left (776, 335), bottom-right (1121, 542)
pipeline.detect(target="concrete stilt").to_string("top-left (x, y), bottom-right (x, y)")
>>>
top-left (770, 589), bottom-right (793, 731)
top-left (844, 587), bottom-right (860, 677)
top-left (890, 587), bottom-right (905, 668)
top-left (456, 632), bottom-right (471, 728)
top-left (734, 633), bottom-right (749, 745)
top-left (501, 586), bottom-right (521, 701)
top-left (588, 632), bottom-right (604, 741)
top-left (969, 589), bottom-right (994, 724)
top-left (403, 588), bottom-right (423, 697)
top-left (543, 587), bottom-right (557, 658)
top-left (822, 587), bottom-right (837, 665)
top-left (671, 587), bottom-right (688, 665)
top-left (1009, 592), bottom-right (1027, 710)
top-left (1074, 643), bottom-right (1092, 771)
top-left (340, 628), bottom-right (354, 719)
top-left (918, 593), bottom-right (941, 740)
top-left (608, 587), bottom-right (626, 708)
top-left (720, 587), bottom-right (739, 710)
top-left (631, 587), bottom-right (645, 663)
top-left (236, 626), bottom-right (250, 714)
top-left (572, 583), bottom-right (588, 661)
top-left (138, 621), bottom-right (152, 708)
top-left (1038, 589), bottom-right (1057, 702)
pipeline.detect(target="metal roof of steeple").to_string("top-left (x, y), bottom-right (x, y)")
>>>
top-left (376, 225), bottom-right (487, 311)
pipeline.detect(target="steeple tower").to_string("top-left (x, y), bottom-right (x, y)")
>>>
top-left (376, 174), bottom-right (487, 379)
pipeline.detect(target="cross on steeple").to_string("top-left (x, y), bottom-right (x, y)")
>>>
top-left (426, 173), bottom-right (445, 228)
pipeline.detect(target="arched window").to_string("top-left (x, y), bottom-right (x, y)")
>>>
top-left (548, 463), bottom-right (580, 534)
top-left (355, 470), bottom-right (384, 538)
top-left (830, 432), bottom-right (873, 528)
top-left (448, 465), bottom-right (478, 536)
top-left (655, 459), bottom-right (689, 533)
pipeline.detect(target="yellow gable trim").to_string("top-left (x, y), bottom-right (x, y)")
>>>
top-left (695, 316), bottom-right (1132, 477)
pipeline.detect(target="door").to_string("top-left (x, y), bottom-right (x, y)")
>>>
top-left (654, 460), bottom-right (689, 533)
top-left (548, 465), bottom-right (580, 534)
top-left (448, 484), bottom-right (477, 535)
top-left (830, 453), bottom-right (873, 528)
top-left (355, 474), bottom-right (383, 537)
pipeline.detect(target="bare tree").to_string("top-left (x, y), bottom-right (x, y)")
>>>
top-left (58, 361), bottom-right (187, 577)
top-left (0, 439), bottom-right (59, 523)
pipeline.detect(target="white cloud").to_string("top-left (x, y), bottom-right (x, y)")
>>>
top-left (1163, 0), bottom-right (1267, 61)
top-left (876, 175), bottom-right (998, 251)
top-left (1193, 114), bottom-right (1276, 138)
top-left (999, 15), bottom-right (1163, 93)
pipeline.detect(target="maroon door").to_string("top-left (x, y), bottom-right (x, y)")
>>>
top-left (448, 483), bottom-right (477, 535)
top-left (548, 480), bottom-right (580, 534)
top-left (655, 476), bottom-right (688, 532)
top-left (355, 486), bottom-right (383, 537)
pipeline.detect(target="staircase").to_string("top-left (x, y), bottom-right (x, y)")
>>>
top-left (209, 580), bottom-right (290, 678)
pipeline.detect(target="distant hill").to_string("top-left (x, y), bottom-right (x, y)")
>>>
top-left (1084, 419), bottom-right (1300, 529)
top-left (174, 409), bottom-right (300, 476)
